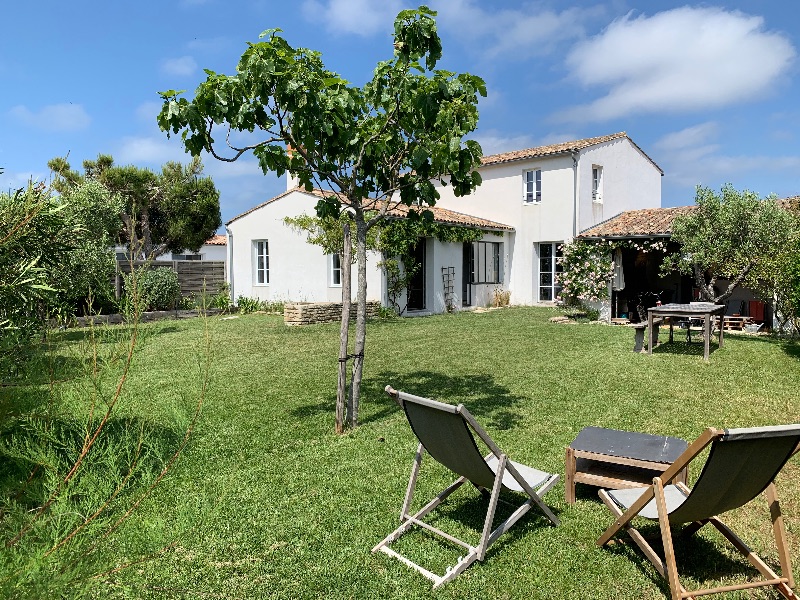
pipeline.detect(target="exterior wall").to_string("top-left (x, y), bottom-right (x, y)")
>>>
top-left (226, 190), bottom-right (383, 304)
top-left (578, 138), bottom-right (662, 231)
top-left (433, 137), bottom-right (662, 306)
top-left (394, 231), bottom-right (511, 314)
top-left (114, 243), bottom-right (227, 262)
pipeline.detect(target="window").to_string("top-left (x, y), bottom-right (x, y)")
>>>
top-left (523, 169), bottom-right (542, 204)
top-left (172, 253), bottom-right (202, 261)
top-left (592, 165), bottom-right (603, 203)
top-left (471, 241), bottom-right (501, 284)
top-left (538, 242), bottom-right (563, 301)
top-left (254, 240), bottom-right (269, 285)
top-left (330, 253), bottom-right (342, 287)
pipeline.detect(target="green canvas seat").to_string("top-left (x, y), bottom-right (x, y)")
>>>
top-left (597, 425), bottom-right (800, 600)
top-left (372, 386), bottom-right (558, 588)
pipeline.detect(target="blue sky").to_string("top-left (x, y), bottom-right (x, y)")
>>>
top-left (2, 1), bottom-right (799, 226)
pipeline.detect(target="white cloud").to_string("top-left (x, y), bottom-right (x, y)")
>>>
top-left (8, 103), bottom-right (91, 132)
top-left (475, 131), bottom-right (536, 156)
top-left (115, 136), bottom-right (189, 166)
top-left (161, 56), bottom-right (198, 77)
top-left (654, 124), bottom-right (800, 188)
top-left (0, 169), bottom-right (49, 189)
top-left (432, 0), bottom-right (597, 60)
top-left (301, 0), bottom-right (403, 36)
top-left (135, 101), bottom-right (164, 125)
top-left (557, 7), bottom-right (795, 122)
top-left (475, 130), bottom-right (582, 155)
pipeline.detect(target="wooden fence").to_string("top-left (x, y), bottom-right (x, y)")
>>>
top-left (115, 260), bottom-right (226, 299)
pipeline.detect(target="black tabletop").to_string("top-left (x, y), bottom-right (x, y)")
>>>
top-left (570, 426), bottom-right (688, 464)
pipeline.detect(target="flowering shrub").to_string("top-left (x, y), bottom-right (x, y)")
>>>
top-left (557, 238), bottom-right (670, 306)
top-left (557, 239), bottom-right (613, 304)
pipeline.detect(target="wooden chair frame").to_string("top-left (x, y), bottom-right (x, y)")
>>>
top-left (372, 386), bottom-right (559, 588)
top-left (597, 427), bottom-right (800, 600)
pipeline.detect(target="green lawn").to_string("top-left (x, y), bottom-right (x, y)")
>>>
top-left (3, 307), bottom-right (800, 599)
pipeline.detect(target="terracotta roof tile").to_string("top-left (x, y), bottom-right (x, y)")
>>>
top-left (479, 132), bottom-right (664, 175)
top-left (226, 187), bottom-right (513, 231)
top-left (579, 206), bottom-right (697, 238)
top-left (579, 195), bottom-right (800, 239)
top-left (205, 234), bottom-right (227, 245)
top-left (383, 202), bottom-right (513, 231)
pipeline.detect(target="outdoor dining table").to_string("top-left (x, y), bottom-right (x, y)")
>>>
top-left (647, 302), bottom-right (726, 361)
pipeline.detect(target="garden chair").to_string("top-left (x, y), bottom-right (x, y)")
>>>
top-left (597, 424), bottom-right (800, 600)
top-left (373, 385), bottom-right (559, 588)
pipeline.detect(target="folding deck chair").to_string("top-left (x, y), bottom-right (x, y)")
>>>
top-left (372, 386), bottom-right (559, 588)
top-left (597, 424), bottom-right (800, 600)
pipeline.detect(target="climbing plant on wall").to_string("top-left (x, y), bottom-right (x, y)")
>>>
top-left (557, 238), bottom-right (669, 306)
top-left (285, 209), bottom-right (484, 313)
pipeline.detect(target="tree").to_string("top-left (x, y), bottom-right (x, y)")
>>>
top-left (661, 185), bottom-right (796, 303)
top-left (49, 155), bottom-right (221, 260)
top-left (158, 6), bottom-right (485, 431)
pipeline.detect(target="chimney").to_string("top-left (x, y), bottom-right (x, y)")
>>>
top-left (286, 144), bottom-right (300, 191)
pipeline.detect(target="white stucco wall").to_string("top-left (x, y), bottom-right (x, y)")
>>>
top-left (432, 136), bottom-right (662, 306)
top-left (578, 137), bottom-right (662, 231)
top-left (226, 190), bottom-right (383, 304)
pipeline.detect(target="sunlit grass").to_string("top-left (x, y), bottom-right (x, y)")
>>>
top-left (10, 307), bottom-right (800, 599)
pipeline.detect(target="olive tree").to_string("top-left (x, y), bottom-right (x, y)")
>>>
top-left (158, 6), bottom-right (485, 431)
top-left (661, 185), bottom-right (795, 303)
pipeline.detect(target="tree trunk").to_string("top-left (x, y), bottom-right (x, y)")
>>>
top-left (347, 217), bottom-right (368, 428)
top-left (335, 222), bottom-right (352, 434)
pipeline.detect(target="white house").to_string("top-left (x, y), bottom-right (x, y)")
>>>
top-left (225, 186), bottom-right (513, 313)
top-left (225, 132), bottom-right (662, 313)
top-left (114, 235), bottom-right (227, 262)
top-left (432, 132), bottom-right (663, 305)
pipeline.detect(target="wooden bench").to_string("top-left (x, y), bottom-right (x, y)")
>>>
top-left (627, 318), bottom-right (662, 353)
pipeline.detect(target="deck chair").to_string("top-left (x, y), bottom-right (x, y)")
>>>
top-left (597, 425), bottom-right (800, 600)
top-left (372, 386), bottom-right (559, 588)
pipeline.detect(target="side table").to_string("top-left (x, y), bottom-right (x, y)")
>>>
top-left (565, 426), bottom-right (688, 504)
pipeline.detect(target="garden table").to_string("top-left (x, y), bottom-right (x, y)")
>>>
top-left (565, 426), bottom-right (688, 504)
top-left (647, 302), bottom-right (726, 361)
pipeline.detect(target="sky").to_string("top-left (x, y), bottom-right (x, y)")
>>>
top-left (2, 1), bottom-right (799, 228)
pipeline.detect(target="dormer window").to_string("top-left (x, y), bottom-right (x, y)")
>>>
top-left (592, 165), bottom-right (603, 203)
top-left (523, 169), bottom-right (541, 204)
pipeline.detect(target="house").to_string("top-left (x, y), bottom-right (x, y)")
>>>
top-left (114, 235), bottom-right (227, 262)
top-left (225, 184), bottom-right (513, 313)
top-left (431, 132), bottom-right (663, 305)
top-left (225, 132), bottom-right (663, 313)
top-left (577, 198), bottom-right (800, 325)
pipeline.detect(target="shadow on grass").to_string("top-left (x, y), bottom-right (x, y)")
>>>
top-left (289, 371), bottom-right (527, 430)
top-left (602, 523), bottom-right (766, 597)
top-left (650, 340), bottom-right (716, 358)
top-left (364, 370), bottom-right (527, 430)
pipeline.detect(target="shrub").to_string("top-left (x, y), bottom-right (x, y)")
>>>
top-left (491, 288), bottom-right (511, 308)
top-left (136, 267), bottom-right (181, 311)
top-left (236, 296), bottom-right (262, 314)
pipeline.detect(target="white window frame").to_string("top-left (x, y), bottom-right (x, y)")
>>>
top-left (523, 169), bottom-right (542, 204)
top-left (329, 253), bottom-right (342, 287)
top-left (537, 242), bottom-right (562, 302)
top-left (592, 165), bottom-right (603, 204)
top-left (254, 240), bottom-right (269, 285)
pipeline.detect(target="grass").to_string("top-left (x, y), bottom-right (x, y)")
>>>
top-left (2, 307), bottom-right (800, 599)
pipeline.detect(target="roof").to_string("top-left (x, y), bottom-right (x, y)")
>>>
top-left (479, 132), bottom-right (664, 175)
top-left (226, 186), bottom-right (513, 231)
top-left (383, 203), bottom-right (513, 231)
top-left (204, 234), bottom-right (227, 246)
top-left (579, 195), bottom-right (800, 240)
top-left (579, 206), bottom-right (697, 239)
